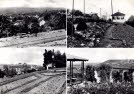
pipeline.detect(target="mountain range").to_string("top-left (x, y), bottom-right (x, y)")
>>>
top-left (0, 7), bottom-right (65, 15)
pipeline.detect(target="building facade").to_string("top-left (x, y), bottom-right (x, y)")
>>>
top-left (112, 12), bottom-right (126, 23)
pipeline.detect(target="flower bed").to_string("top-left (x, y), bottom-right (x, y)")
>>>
top-left (68, 82), bottom-right (134, 94)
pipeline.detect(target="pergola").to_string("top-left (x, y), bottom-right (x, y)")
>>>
top-left (67, 54), bottom-right (88, 85)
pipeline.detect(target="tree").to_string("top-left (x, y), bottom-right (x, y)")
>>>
top-left (23, 63), bottom-right (29, 73)
top-left (0, 69), bottom-right (5, 78)
top-left (43, 49), bottom-right (53, 69)
top-left (43, 49), bottom-right (66, 69)
top-left (3, 65), bottom-right (9, 76)
top-left (76, 20), bottom-right (87, 31)
top-left (67, 21), bottom-right (75, 35)
top-left (124, 69), bottom-right (133, 83)
top-left (48, 14), bottom-right (66, 30)
top-left (112, 70), bottom-right (122, 83)
top-left (9, 68), bottom-right (17, 77)
top-left (72, 10), bottom-right (83, 16)
top-left (85, 65), bottom-right (96, 82)
top-left (98, 64), bottom-right (111, 83)
top-left (31, 22), bottom-right (39, 37)
top-left (126, 15), bottom-right (134, 27)
top-left (54, 51), bottom-right (66, 68)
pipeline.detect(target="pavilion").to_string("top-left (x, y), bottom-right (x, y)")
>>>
top-left (67, 54), bottom-right (88, 85)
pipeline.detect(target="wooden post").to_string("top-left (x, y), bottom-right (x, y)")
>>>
top-left (83, 61), bottom-right (84, 81)
top-left (81, 61), bottom-right (84, 81)
top-left (72, 61), bottom-right (73, 78)
top-left (70, 61), bottom-right (72, 85)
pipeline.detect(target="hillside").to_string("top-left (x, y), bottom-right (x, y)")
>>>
top-left (127, 15), bottom-right (134, 22)
top-left (0, 7), bottom-right (65, 15)
top-left (101, 59), bottom-right (134, 69)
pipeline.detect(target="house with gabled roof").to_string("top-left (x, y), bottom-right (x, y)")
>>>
top-left (100, 59), bottom-right (134, 83)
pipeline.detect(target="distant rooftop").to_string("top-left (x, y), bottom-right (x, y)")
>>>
top-left (112, 12), bottom-right (125, 16)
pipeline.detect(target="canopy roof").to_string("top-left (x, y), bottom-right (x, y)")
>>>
top-left (67, 54), bottom-right (88, 61)
top-left (112, 12), bottom-right (125, 16)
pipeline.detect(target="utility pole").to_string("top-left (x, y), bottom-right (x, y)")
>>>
top-left (111, 0), bottom-right (113, 21)
top-left (71, 0), bottom-right (74, 36)
top-left (84, 0), bottom-right (85, 19)
top-left (106, 12), bottom-right (107, 20)
top-left (100, 8), bottom-right (102, 19)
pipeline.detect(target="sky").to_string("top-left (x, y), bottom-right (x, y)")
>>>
top-left (67, 48), bottom-right (134, 65)
top-left (0, 0), bottom-right (66, 8)
top-left (66, 0), bottom-right (134, 20)
top-left (0, 47), bottom-right (66, 66)
top-left (0, 0), bottom-right (133, 19)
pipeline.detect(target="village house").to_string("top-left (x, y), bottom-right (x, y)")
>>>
top-left (112, 11), bottom-right (126, 23)
top-left (0, 63), bottom-right (42, 75)
top-left (0, 65), bottom-right (4, 71)
top-left (95, 60), bottom-right (134, 83)
top-left (47, 63), bottom-right (53, 70)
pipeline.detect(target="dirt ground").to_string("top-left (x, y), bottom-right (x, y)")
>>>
top-left (0, 29), bottom-right (66, 47)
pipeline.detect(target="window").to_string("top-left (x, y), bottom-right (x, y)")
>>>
top-left (117, 16), bottom-right (120, 20)
top-left (121, 16), bottom-right (124, 19)
top-left (113, 16), bottom-right (116, 20)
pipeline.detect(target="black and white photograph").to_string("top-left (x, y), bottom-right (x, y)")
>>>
top-left (67, 48), bottom-right (134, 94)
top-left (0, 0), bottom-right (66, 47)
top-left (67, 0), bottom-right (134, 48)
top-left (0, 48), bottom-right (66, 94)
top-left (1, 0), bottom-right (134, 94)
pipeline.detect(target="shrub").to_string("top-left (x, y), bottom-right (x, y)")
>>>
top-left (0, 69), bottom-right (5, 78)
top-left (69, 83), bottom-right (134, 94)
top-left (9, 68), bottom-right (17, 77)
top-left (126, 21), bottom-right (134, 27)
top-left (97, 64), bottom-right (111, 83)
top-left (76, 21), bottom-right (87, 31)
top-left (38, 67), bottom-right (46, 71)
top-left (27, 68), bottom-right (36, 73)
top-left (85, 65), bottom-right (96, 82)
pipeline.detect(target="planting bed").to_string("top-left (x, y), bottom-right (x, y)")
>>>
top-left (0, 69), bottom-right (66, 94)
top-left (25, 75), bottom-right (66, 94)
top-left (41, 72), bottom-right (62, 76)
top-left (68, 22), bottom-right (111, 47)
top-left (0, 76), bottom-right (37, 93)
